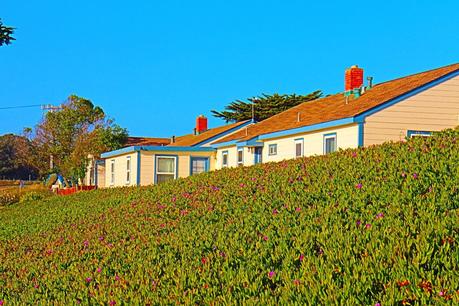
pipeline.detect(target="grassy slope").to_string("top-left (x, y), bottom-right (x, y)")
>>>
top-left (1, 129), bottom-right (459, 304)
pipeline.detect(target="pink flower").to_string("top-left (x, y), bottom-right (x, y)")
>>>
top-left (99, 236), bottom-right (104, 241)
top-left (0, 300), bottom-right (4, 305)
top-left (201, 257), bottom-right (208, 264)
top-left (239, 183), bottom-right (245, 187)
top-left (293, 279), bottom-right (300, 285)
top-left (85, 277), bottom-right (92, 283)
top-left (413, 173), bottom-right (418, 179)
top-left (115, 275), bottom-right (120, 281)
top-left (109, 301), bottom-right (116, 306)
top-left (365, 223), bottom-right (371, 229)
top-left (97, 267), bottom-right (102, 273)
top-left (83, 240), bottom-right (89, 248)
top-left (272, 209), bottom-right (279, 215)
top-left (356, 183), bottom-right (363, 189)
top-left (34, 284), bottom-right (39, 289)
top-left (352, 152), bottom-right (357, 158)
top-left (263, 236), bottom-right (268, 241)
top-left (295, 207), bottom-right (301, 212)
top-left (375, 303), bottom-right (381, 306)
top-left (439, 291), bottom-right (445, 296)
top-left (299, 254), bottom-right (304, 261)
top-left (268, 271), bottom-right (275, 279)
top-left (376, 213), bottom-right (384, 219)
top-left (356, 219), bottom-right (361, 226)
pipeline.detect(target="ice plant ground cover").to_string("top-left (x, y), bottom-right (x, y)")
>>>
top-left (1, 129), bottom-right (459, 304)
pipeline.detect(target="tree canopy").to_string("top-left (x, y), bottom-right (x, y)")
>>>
top-left (0, 134), bottom-right (38, 180)
top-left (31, 95), bottom-right (128, 181)
top-left (211, 91), bottom-right (322, 123)
top-left (0, 18), bottom-right (15, 46)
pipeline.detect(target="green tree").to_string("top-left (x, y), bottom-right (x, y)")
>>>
top-left (0, 134), bottom-right (38, 180)
top-left (212, 91), bottom-right (322, 123)
top-left (31, 95), bottom-right (128, 181)
top-left (0, 18), bottom-right (15, 46)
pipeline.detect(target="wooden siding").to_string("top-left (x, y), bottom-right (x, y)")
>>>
top-left (104, 152), bottom-right (138, 188)
top-left (364, 76), bottom-right (459, 146)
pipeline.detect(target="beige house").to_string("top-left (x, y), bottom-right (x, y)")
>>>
top-left (98, 62), bottom-right (459, 187)
top-left (98, 120), bottom-right (250, 187)
top-left (211, 63), bottom-right (459, 167)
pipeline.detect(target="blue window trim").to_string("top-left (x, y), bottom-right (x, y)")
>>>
top-left (221, 150), bottom-right (229, 167)
top-left (237, 147), bottom-right (244, 165)
top-left (268, 144), bottom-right (277, 156)
top-left (136, 151), bottom-right (141, 186)
top-left (323, 132), bottom-right (337, 154)
top-left (154, 154), bottom-right (178, 184)
top-left (358, 122), bottom-right (364, 147)
top-left (294, 138), bottom-right (304, 157)
top-left (189, 156), bottom-right (210, 175)
top-left (407, 130), bottom-right (432, 138)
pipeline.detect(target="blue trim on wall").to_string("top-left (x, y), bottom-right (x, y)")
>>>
top-left (192, 120), bottom-right (252, 147)
top-left (407, 130), bottom-right (432, 138)
top-left (136, 151), bottom-right (141, 186)
top-left (323, 132), bottom-right (337, 154)
top-left (189, 156), bottom-right (210, 175)
top-left (101, 145), bottom-right (215, 158)
top-left (355, 70), bottom-right (459, 122)
top-left (259, 117), bottom-right (355, 141)
top-left (358, 122), bottom-right (364, 147)
top-left (153, 154), bottom-right (179, 184)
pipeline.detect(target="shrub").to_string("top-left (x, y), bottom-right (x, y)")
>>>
top-left (0, 190), bottom-right (20, 206)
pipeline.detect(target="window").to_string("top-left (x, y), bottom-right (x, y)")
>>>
top-left (191, 157), bottom-right (208, 175)
top-left (407, 130), bottom-right (432, 138)
top-left (156, 156), bottom-right (176, 184)
top-left (110, 160), bottom-right (115, 185)
top-left (268, 144), bottom-right (277, 156)
top-left (237, 148), bottom-right (244, 166)
top-left (324, 133), bottom-right (337, 154)
top-left (126, 156), bottom-right (131, 184)
top-left (295, 139), bottom-right (304, 158)
top-left (222, 151), bottom-right (228, 167)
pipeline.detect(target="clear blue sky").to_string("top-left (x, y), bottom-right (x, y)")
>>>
top-left (1, 0), bottom-right (458, 137)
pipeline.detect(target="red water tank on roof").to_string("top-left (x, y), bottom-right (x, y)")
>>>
top-left (345, 65), bottom-right (364, 91)
top-left (196, 115), bottom-right (208, 134)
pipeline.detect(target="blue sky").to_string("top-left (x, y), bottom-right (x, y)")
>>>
top-left (1, 0), bottom-right (458, 137)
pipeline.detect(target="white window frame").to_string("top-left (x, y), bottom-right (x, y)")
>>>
top-left (323, 134), bottom-right (337, 154)
top-left (126, 156), bottom-right (131, 184)
top-left (237, 148), bottom-right (244, 166)
top-left (268, 144), bottom-right (277, 156)
top-left (222, 151), bottom-right (228, 168)
top-left (110, 160), bottom-right (115, 185)
top-left (294, 139), bottom-right (304, 158)
top-left (155, 155), bottom-right (177, 183)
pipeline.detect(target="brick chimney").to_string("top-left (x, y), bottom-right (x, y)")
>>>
top-left (345, 65), bottom-right (364, 96)
top-left (196, 115), bottom-right (208, 134)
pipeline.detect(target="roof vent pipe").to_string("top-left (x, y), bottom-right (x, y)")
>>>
top-left (297, 112), bottom-right (301, 122)
top-left (367, 76), bottom-right (373, 88)
top-left (171, 136), bottom-right (175, 143)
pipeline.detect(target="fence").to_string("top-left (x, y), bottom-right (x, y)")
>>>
top-left (56, 185), bottom-right (96, 196)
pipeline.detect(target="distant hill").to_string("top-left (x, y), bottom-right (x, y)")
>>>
top-left (1, 128), bottom-right (458, 304)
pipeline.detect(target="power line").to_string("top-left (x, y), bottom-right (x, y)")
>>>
top-left (0, 104), bottom-right (42, 110)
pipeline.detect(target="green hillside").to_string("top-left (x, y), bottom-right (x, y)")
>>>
top-left (1, 129), bottom-right (459, 304)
